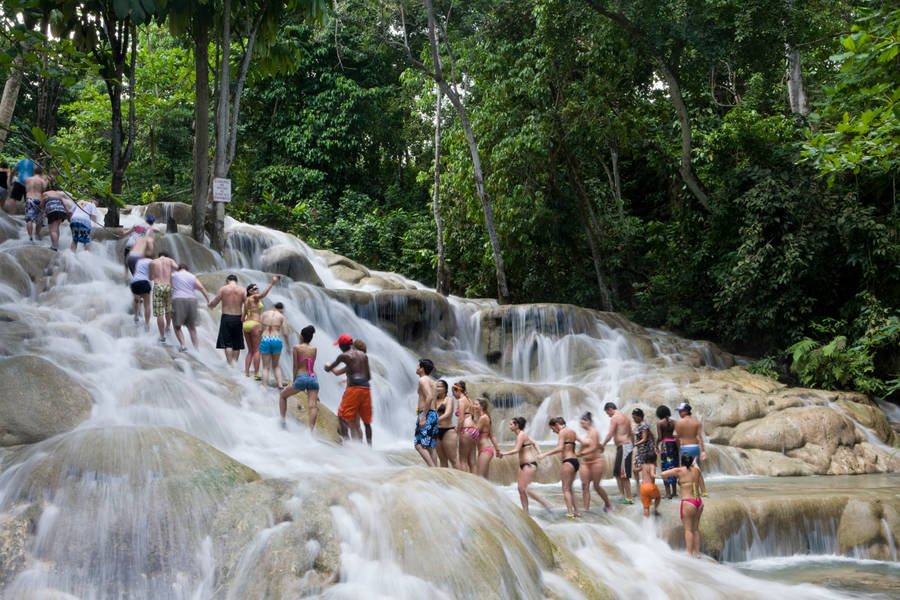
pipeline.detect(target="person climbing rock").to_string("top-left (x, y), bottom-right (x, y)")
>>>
top-left (325, 334), bottom-right (372, 445)
top-left (209, 274), bottom-right (247, 366)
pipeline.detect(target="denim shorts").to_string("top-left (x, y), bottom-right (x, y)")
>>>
top-left (292, 373), bottom-right (319, 391)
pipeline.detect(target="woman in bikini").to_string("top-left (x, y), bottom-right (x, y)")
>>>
top-left (539, 416), bottom-right (580, 518)
top-left (661, 453), bottom-right (704, 557)
top-left (499, 417), bottom-right (552, 515)
top-left (278, 325), bottom-right (319, 429)
top-left (434, 380), bottom-right (459, 469)
top-left (656, 405), bottom-right (679, 499)
top-left (576, 412), bottom-right (612, 513)
top-left (453, 381), bottom-right (477, 473)
top-left (473, 396), bottom-right (500, 479)
top-left (242, 276), bottom-right (278, 379)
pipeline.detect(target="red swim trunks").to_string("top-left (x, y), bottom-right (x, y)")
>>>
top-left (338, 385), bottom-right (372, 425)
top-left (640, 482), bottom-right (661, 509)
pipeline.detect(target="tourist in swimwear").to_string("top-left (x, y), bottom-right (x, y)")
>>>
top-left (576, 412), bottom-right (612, 513)
top-left (149, 251), bottom-right (178, 342)
top-left (0, 161), bottom-right (8, 209)
top-left (639, 456), bottom-right (662, 518)
top-left (675, 402), bottom-right (707, 496)
top-left (472, 396), bottom-right (500, 479)
top-left (126, 228), bottom-right (155, 278)
top-left (325, 334), bottom-right (373, 445)
top-left (661, 453), bottom-right (704, 557)
top-left (279, 325), bottom-right (320, 429)
top-left (656, 405), bottom-right (680, 499)
top-left (632, 408), bottom-right (656, 489)
top-left (242, 276), bottom-right (279, 379)
top-left (130, 248), bottom-right (153, 330)
top-left (601, 402), bottom-right (634, 504)
top-left (434, 380), bottom-right (459, 469)
top-left (258, 302), bottom-right (289, 387)
top-left (69, 197), bottom-right (100, 252)
top-left (209, 274), bottom-right (248, 366)
top-left (453, 381), bottom-right (477, 473)
top-left (414, 358), bottom-right (439, 467)
top-left (122, 214), bottom-right (155, 275)
top-left (24, 166), bottom-right (47, 242)
top-left (171, 263), bottom-right (210, 351)
top-left (539, 416), bottom-right (581, 518)
top-left (39, 189), bottom-right (70, 251)
top-left (499, 416), bottom-right (552, 515)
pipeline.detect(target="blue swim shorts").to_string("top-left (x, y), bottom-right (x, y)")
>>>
top-left (414, 409), bottom-right (439, 449)
top-left (71, 222), bottom-right (91, 244)
top-left (681, 444), bottom-right (701, 466)
top-left (259, 336), bottom-right (283, 354)
top-left (292, 373), bottom-right (319, 391)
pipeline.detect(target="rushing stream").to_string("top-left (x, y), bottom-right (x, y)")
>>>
top-left (0, 209), bottom-right (897, 599)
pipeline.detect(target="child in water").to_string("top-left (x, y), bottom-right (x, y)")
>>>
top-left (639, 460), bottom-right (661, 518)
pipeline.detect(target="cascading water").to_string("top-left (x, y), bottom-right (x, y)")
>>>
top-left (0, 206), bottom-right (897, 598)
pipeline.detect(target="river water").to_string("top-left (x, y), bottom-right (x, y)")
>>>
top-left (0, 211), bottom-right (897, 598)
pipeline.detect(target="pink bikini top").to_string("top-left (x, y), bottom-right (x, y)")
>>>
top-left (296, 356), bottom-right (315, 375)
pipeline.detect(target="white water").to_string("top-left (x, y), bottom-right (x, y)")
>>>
top-left (0, 210), bottom-right (895, 598)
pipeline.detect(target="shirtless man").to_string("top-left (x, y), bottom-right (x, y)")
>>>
top-left (126, 230), bottom-right (155, 276)
top-left (149, 251), bottom-right (178, 342)
top-left (8, 157), bottom-right (35, 214)
top-left (324, 334), bottom-right (373, 445)
top-left (208, 274), bottom-right (247, 366)
top-left (414, 358), bottom-right (439, 467)
top-left (675, 402), bottom-right (708, 496)
top-left (258, 303), bottom-right (290, 387)
top-left (24, 166), bottom-right (48, 241)
top-left (601, 402), bottom-right (634, 504)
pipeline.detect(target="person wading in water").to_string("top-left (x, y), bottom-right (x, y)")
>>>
top-left (325, 334), bottom-right (373, 445)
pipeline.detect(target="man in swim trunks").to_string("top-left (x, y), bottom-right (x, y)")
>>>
top-left (171, 263), bottom-right (210, 351)
top-left (414, 358), bottom-right (439, 467)
top-left (209, 274), bottom-right (247, 366)
top-left (601, 402), bottom-right (634, 504)
top-left (8, 157), bottom-right (34, 214)
top-left (126, 228), bottom-right (156, 276)
top-left (24, 166), bottom-right (48, 241)
top-left (325, 334), bottom-right (373, 445)
top-left (123, 215), bottom-right (155, 275)
top-left (675, 402), bottom-right (708, 496)
top-left (149, 251), bottom-right (178, 342)
top-left (639, 457), bottom-right (662, 518)
top-left (40, 188), bottom-right (71, 251)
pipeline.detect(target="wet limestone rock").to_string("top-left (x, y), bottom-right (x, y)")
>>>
top-left (260, 245), bottom-right (323, 287)
top-left (0, 211), bottom-right (18, 243)
top-left (730, 406), bottom-right (857, 458)
top-left (8, 246), bottom-right (57, 287)
top-left (154, 232), bottom-right (222, 273)
top-left (315, 249), bottom-right (370, 284)
top-left (372, 289), bottom-right (456, 345)
top-left (833, 395), bottom-right (896, 445)
top-left (838, 499), bottom-right (885, 555)
top-left (143, 201), bottom-right (192, 225)
top-left (287, 397), bottom-right (342, 445)
top-left (0, 252), bottom-right (31, 297)
top-left (0, 355), bottom-right (93, 446)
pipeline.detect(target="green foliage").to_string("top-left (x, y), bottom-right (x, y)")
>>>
top-left (746, 356), bottom-right (779, 379)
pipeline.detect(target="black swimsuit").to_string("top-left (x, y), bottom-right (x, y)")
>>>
top-left (520, 461), bottom-right (538, 470)
top-left (563, 457), bottom-right (580, 472)
top-left (436, 427), bottom-right (454, 440)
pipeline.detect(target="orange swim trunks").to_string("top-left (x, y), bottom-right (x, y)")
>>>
top-left (337, 385), bottom-right (372, 425)
top-left (640, 482), bottom-right (661, 509)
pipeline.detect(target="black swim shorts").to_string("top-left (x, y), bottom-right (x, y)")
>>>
top-left (216, 314), bottom-right (245, 350)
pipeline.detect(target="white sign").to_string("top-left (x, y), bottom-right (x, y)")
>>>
top-left (213, 178), bottom-right (231, 203)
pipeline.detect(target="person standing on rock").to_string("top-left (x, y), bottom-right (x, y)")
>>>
top-left (601, 402), bottom-right (634, 505)
top-left (539, 416), bottom-right (581, 518)
top-left (130, 248), bottom-right (153, 329)
top-left (8, 156), bottom-right (35, 214)
top-left (453, 381), bottom-right (477, 473)
top-left (242, 276), bottom-right (279, 380)
top-left (414, 358), bottom-right (439, 467)
top-left (40, 189), bottom-right (71, 251)
top-left (434, 380), bottom-right (459, 469)
top-left (675, 402), bottom-right (708, 497)
top-left (69, 197), bottom-right (100, 252)
top-left (661, 453), bottom-right (704, 557)
top-left (279, 325), bottom-right (319, 429)
top-left (258, 302), bottom-right (289, 387)
top-left (325, 334), bottom-right (373, 445)
top-left (149, 251), bottom-right (178, 342)
top-left (123, 215), bottom-right (155, 275)
top-left (209, 274), bottom-right (247, 366)
top-left (171, 264), bottom-right (211, 352)
top-left (24, 166), bottom-right (48, 242)
top-left (126, 228), bottom-right (155, 276)
top-left (576, 412), bottom-right (612, 513)
top-left (639, 455), bottom-right (662, 518)
top-left (656, 405), bottom-right (680, 499)
top-left (0, 161), bottom-right (9, 208)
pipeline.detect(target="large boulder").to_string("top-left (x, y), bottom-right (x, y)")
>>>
top-left (314, 249), bottom-right (370, 284)
top-left (154, 232), bottom-right (223, 273)
top-left (0, 355), bottom-right (93, 446)
top-left (0, 252), bottom-right (31, 297)
top-left (0, 211), bottom-right (19, 243)
top-left (142, 201), bottom-right (192, 225)
top-left (7, 246), bottom-right (57, 292)
top-left (259, 245), bottom-right (323, 287)
top-left (371, 289), bottom-right (456, 346)
top-left (730, 406), bottom-right (857, 455)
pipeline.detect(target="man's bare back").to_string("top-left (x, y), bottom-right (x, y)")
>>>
top-left (210, 281), bottom-right (247, 315)
top-left (417, 375), bottom-right (436, 414)
top-left (149, 256), bottom-right (177, 285)
top-left (130, 232), bottom-right (154, 257)
top-left (675, 416), bottom-right (703, 446)
top-left (24, 174), bottom-right (47, 198)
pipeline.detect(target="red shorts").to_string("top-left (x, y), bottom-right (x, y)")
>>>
top-left (640, 483), bottom-right (661, 509)
top-left (338, 386), bottom-right (372, 425)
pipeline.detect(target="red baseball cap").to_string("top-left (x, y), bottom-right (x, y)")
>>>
top-left (333, 334), bottom-right (353, 346)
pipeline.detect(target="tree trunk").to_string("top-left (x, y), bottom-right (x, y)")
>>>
top-left (0, 56), bottom-right (24, 153)
top-left (611, 147), bottom-right (623, 215)
top-left (192, 23), bottom-right (210, 243)
top-left (423, 0), bottom-right (509, 302)
top-left (785, 44), bottom-right (808, 116)
top-left (432, 82), bottom-right (447, 295)
top-left (565, 152), bottom-right (613, 311)
top-left (211, 0), bottom-right (231, 252)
